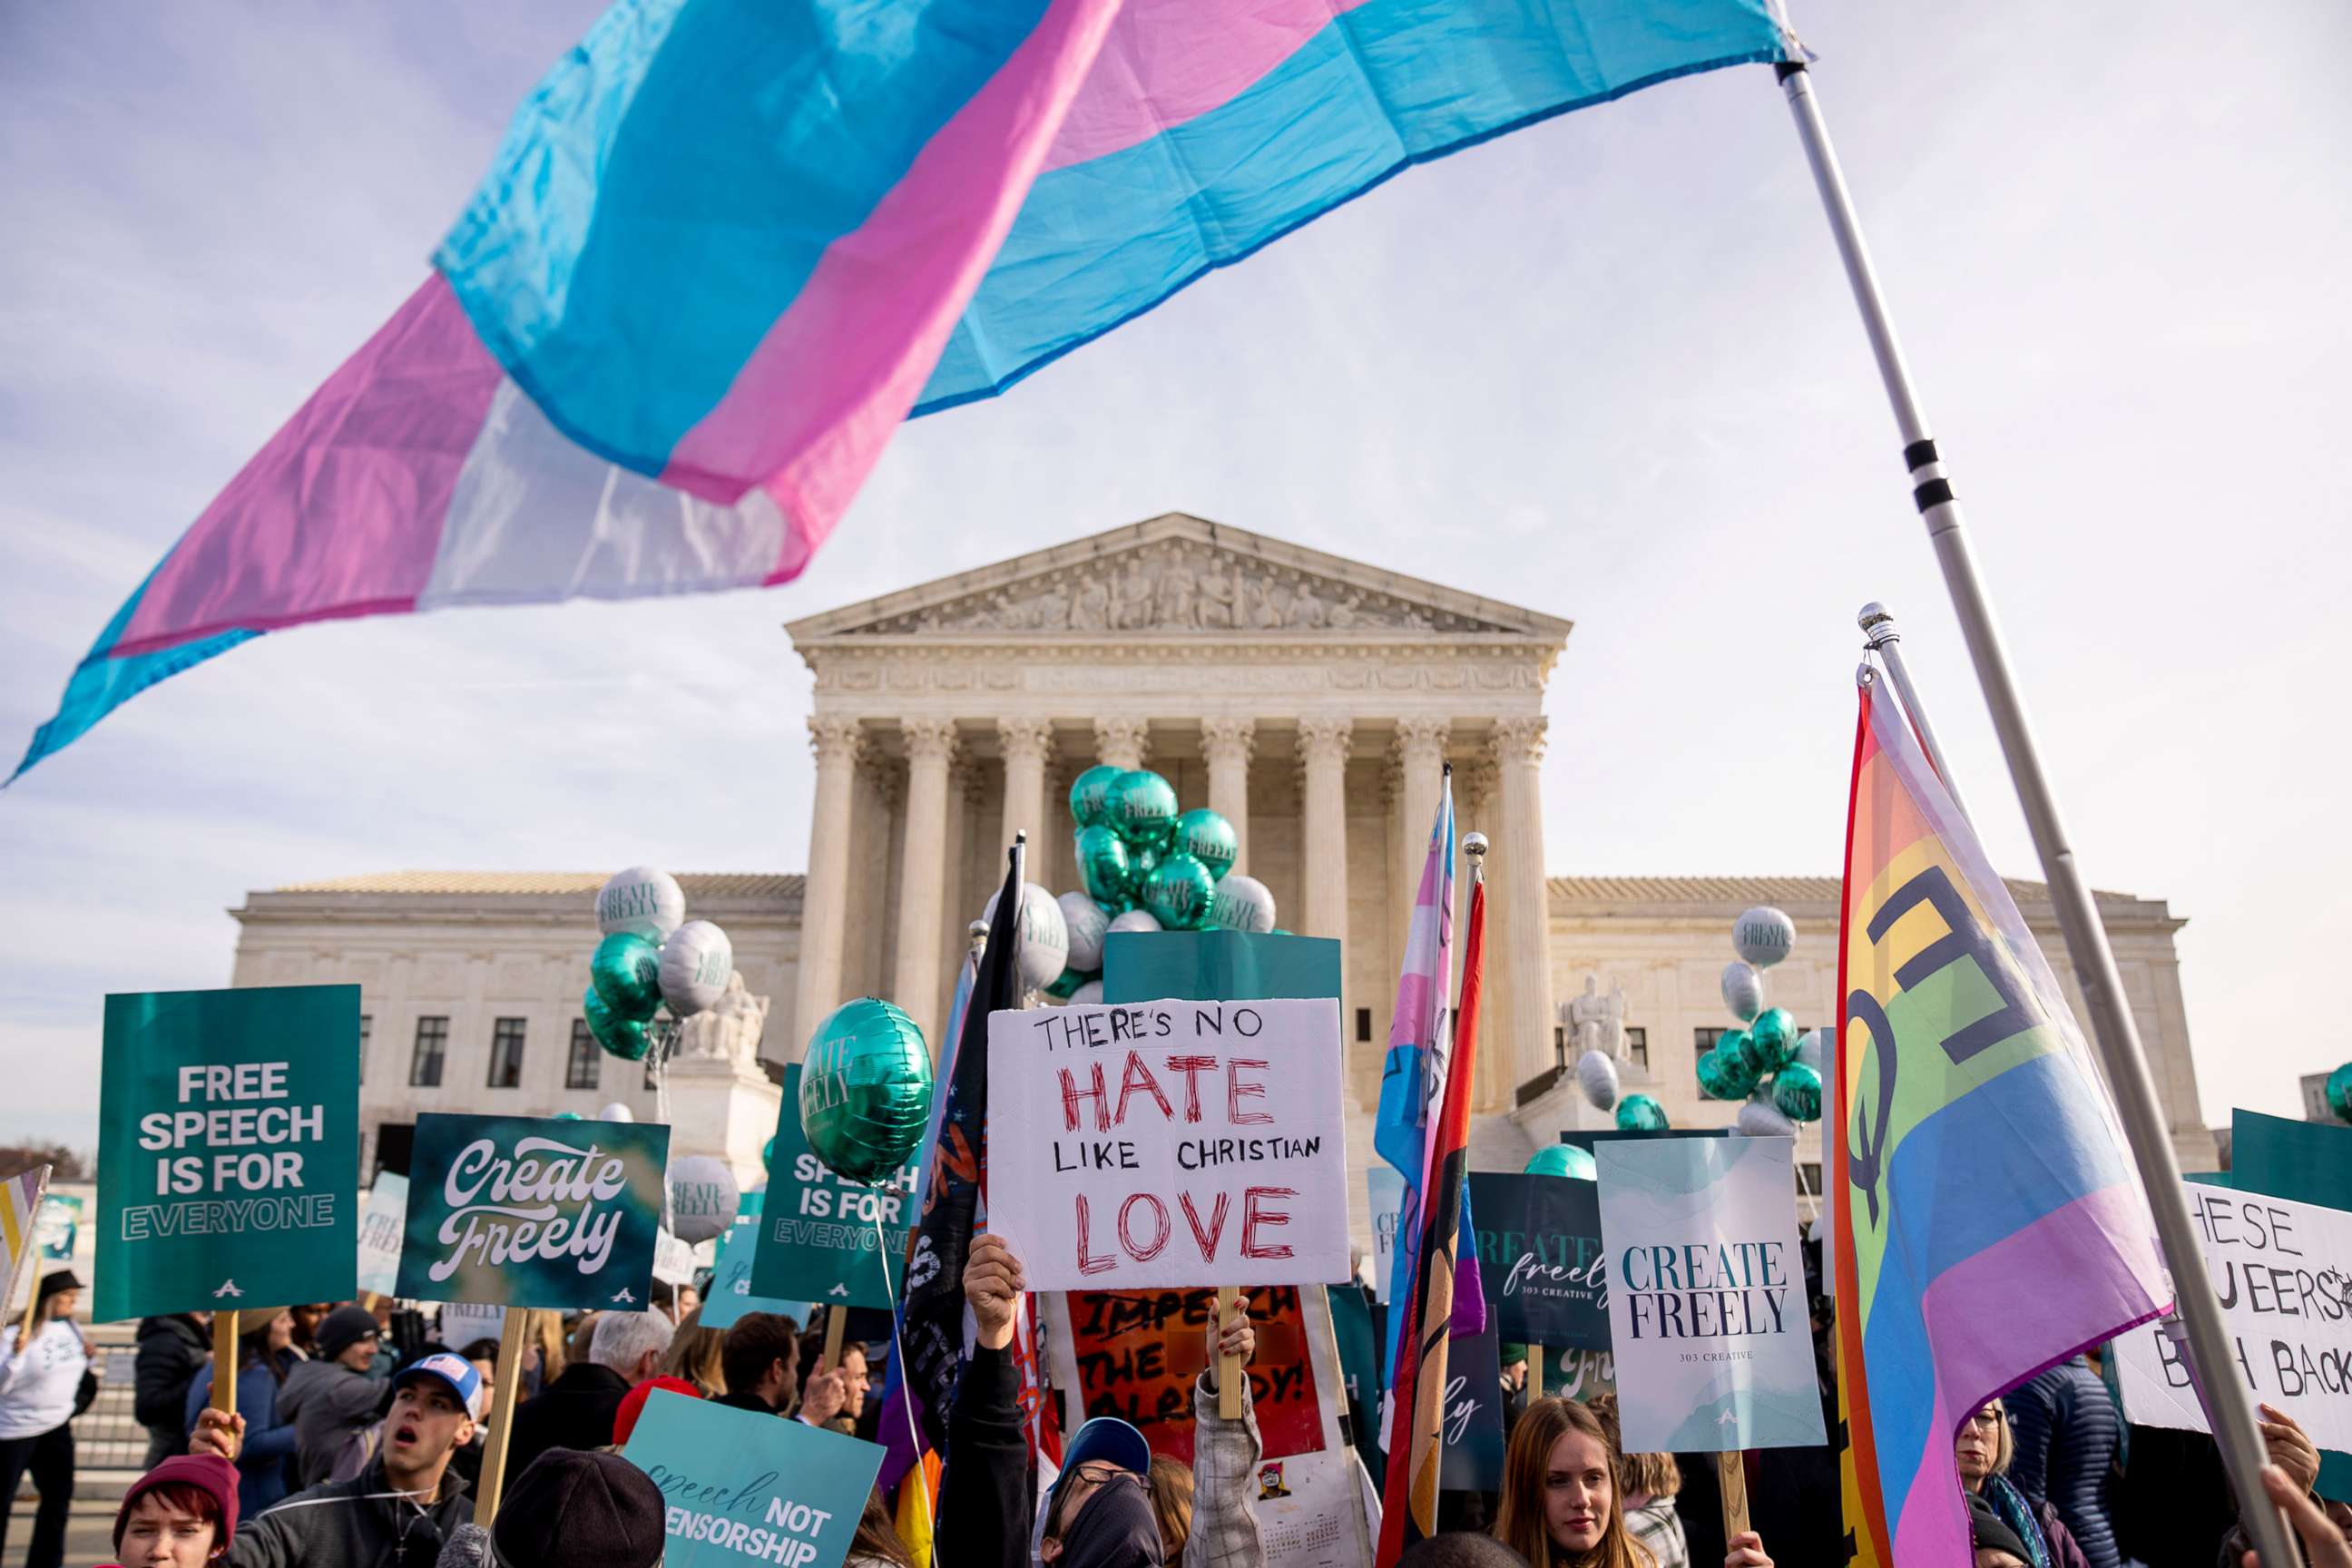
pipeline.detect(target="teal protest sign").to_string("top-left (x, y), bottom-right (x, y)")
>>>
top-left (1102, 928), bottom-right (1342, 1005)
top-left (749, 1066), bottom-right (916, 1310)
top-left (35, 1193), bottom-right (82, 1261)
top-left (623, 1387), bottom-right (881, 1568)
top-left (397, 1112), bottom-right (667, 1310)
top-left (97, 985), bottom-right (359, 1321)
top-left (703, 1220), bottom-right (812, 1330)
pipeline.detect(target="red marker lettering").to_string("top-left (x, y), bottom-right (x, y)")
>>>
top-left (1060, 1062), bottom-right (1111, 1133)
top-left (1227, 1059), bottom-right (1273, 1125)
top-left (1074, 1194), bottom-right (1117, 1276)
top-left (1179, 1190), bottom-right (1230, 1262)
top-left (1166, 1056), bottom-right (1217, 1123)
top-left (1240, 1185), bottom-right (1298, 1259)
top-left (1118, 1193), bottom-right (1171, 1262)
top-left (1115, 1051), bottom-right (1174, 1125)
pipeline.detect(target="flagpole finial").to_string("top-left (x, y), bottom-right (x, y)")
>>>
top-left (1857, 602), bottom-right (1898, 648)
top-left (1462, 831), bottom-right (1488, 863)
top-left (967, 919), bottom-right (989, 950)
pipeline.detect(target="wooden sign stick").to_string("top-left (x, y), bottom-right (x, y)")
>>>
top-left (475, 1308), bottom-right (535, 1527)
top-left (1214, 1286), bottom-right (1241, 1419)
top-left (819, 1307), bottom-right (847, 1374)
top-left (211, 1311), bottom-right (240, 1418)
top-left (1717, 1451), bottom-right (1750, 1543)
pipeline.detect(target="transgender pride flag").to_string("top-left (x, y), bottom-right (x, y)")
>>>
top-left (14, 0), bottom-right (1787, 781)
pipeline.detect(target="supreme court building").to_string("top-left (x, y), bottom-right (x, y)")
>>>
top-left (229, 514), bottom-right (2219, 1246)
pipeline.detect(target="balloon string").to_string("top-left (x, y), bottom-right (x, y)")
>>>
top-left (873, 1202), bottom-right (936, 1568)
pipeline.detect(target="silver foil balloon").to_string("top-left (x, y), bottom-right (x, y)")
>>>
top-left (1576, 1049), bottom-right (1621, 1112)
top-left (983, 881), bottom-right (1071, 994)
top-left (1720, 960), bottom-right (1765, 1024)
top-left (596, 865), bottom-right (685, 940)
top-left (1732, 905), bottom-right (1797, 969)
top-left (1058, 891), bottom-right (1109, 973)
top-left (1206, 872), bottom-right (1276, 934)
top-left (658, 919), bottom-right (734, 1017)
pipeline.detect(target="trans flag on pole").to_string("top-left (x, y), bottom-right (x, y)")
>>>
top-left (3, 1165), bottom-right (53, 1315)
top-left (1831, 675), bottom-right (2166, 1567)
top-left (13, 0), bottom-right (1787, 782)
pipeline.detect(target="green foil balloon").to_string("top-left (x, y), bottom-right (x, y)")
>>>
top-left (554, 1112), bottom-right (583, 1121)
top-left (583, 985), bottom-right (651, 1062)
top-left (1075, 825), bottom-right (1133, 908)
top-left (1748, 1007), bottom-right (1798, 1072)
top-left (590, 931), bottom-right (663, 1022)
top-left (1771, 1062), bottom-right (1824, 1123)
top-left (1615, 1094), bottom-right (1671, 1132)
top-left (1142, 852), bottom-right (1217, 931)
top-left (800, 997), bottom-right (935, 1184)
top-left (1524, 1143), bottom-right (1597, 1181)
top-left (1105, 769), bottom-right (1179, 849)
top-left (1717, 1028), bottom-right (1766, 1087)
top-left (1070, 765), bottom-right (1123, 830)
top-left (1171, 808), bottom-right (1238, 881)
top-left (1695, 1047), bottom-right (1743, 1102)
top-left (2328, 1060), bottom-right (2352, 1123)
top-left (1044, 965), bottom-right (1088, 1001)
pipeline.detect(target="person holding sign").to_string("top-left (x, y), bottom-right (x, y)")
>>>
top-left (943, 1234), bottom-right (1264, 1568)
top-left (0, 1269), bottom-right (91, 1568)
top-left (191, 1351), bottom-right (481, 1568)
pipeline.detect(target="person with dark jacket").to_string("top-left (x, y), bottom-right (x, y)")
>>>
top-left (2007, 1357), bottom-right (2124, 1568)
top-left (183, 1308), bottom-right (300, 1516)
top-left (501, 1308), bottom-right (671, 1484)
top-left (1956, 1397), bottom-right (2090, 1568)
top-left (714, 1313), bottom-right (799, 1416)
top-left (135, 1314), bottom-right (213, 1468)
top-left (430, 1449), bottom-right (667, 1568)
top-left (193, 1352), bottom-right (481, 1568)
top-left (279, 1306), bottom-right (390, 1489)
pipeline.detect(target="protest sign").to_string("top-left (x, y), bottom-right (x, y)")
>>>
top-left (2113, 1182), bottom-right (2352, 1459)
top-left (1541, 1345), bottom-right (1617, 1404)
top-left (1466, 1171), bottom-right (1607, 1348)
top-left (1101, 929), bottom-right (1344, 1007)
top-left (355, 1174), bottom-right (408, 1297)
top-left (623, 1388), bottom-right (881, 1568)
top-left (97, 985), bottom-right (359, 1320)
top-left (1596, 1134), bottom-right (1826, 1453)
top-left (1047, 1283), bottom-right (1370, 1568)
top-left (988, 997), bottom-right (1348, 1291)
top-left (397, 1112), bottom-right (667, 1310)
top-left (2231, 1109), bottom-right (2352, 1214)
top-left (750, 1065), bottom-right (917, 1309)
top-left (35, 1193), bottom-right (82, 1262)
top-left (702, 1221), bottom-right (813, 1331)
top-left (1369, 1167), bottom-right (1405, 1308)
top-left (440, 1302), bottom-right (507, 1345)
top-left (1437, 1326), bottom-right (1506, 1492)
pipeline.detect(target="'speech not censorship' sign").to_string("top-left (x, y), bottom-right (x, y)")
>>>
top-left (97, 985), bottom-right (359, 1321)
top-left (397, 1112), bottom-right (667, 1310)
top-left (750, 1065), bottom-right (917, 1309)
top-left (987, 997), bottom-right (1348, 1291)
top-left (1596, 1134), bottom-right (1827, 1453)
top-left (623, 1389), bottom-right (881, 1568)
top-left (355, 1174), bottom-right (408, 1297)
top-left (1466, 1171), bottom-right (1608, 1348)
top-left (2113, 1181), bottom-right (2352, 1457)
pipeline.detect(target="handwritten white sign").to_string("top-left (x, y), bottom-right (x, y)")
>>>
top-left (986, 997), bottom-right (1348, 1291)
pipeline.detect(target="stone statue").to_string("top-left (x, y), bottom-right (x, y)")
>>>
top-left (1565, 975), bottom-right (1626, 1062)
top-left (675, 971), bottom-right (769, 1069)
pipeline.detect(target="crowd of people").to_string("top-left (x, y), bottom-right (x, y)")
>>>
top-left (2, 1246), bottom-right (2348, 1568)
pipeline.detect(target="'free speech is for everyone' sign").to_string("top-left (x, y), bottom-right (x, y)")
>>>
top-left (750, 1064), bottom-right (917, 1309)
top-left (97, 985), bottom-right (359, 1321)
top-left (397, 1112), bottom-right (669, 1310)
top-left (1596, 1133), bottom-right (1826, 1454)
top-left (624, 1388), bottom-right (881, 1568)
top-left (986, 997), bottom-right (1348, 1291)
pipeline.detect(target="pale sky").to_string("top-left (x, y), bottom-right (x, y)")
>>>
top-left (4, 0), bottom-right (2347, 1151)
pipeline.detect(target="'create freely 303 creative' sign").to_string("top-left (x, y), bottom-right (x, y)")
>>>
top-left (397, 1112), bottom-right (668, 1310)
top-left (986, 997), bottom-right (1348, 1291)
top-left (97, 985), bottom-right (359, 1321)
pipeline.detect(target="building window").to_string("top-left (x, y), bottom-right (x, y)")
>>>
top-left (1553, 1024), bottom-right (1567, 1072)
top-left (1355, 1007), bottom-right (1372, 1044)
top-left (566, 1020), bottom-right (601, 1091)
top-left (409, 1017), bottom-right (448, 1088)
top-left (358, 1014), bottom-right (371, 1085)
top-left (486, 1017), bottom-right (527, 1089)
top-left (1695, 1027), bottom-right (1730, 1099)
top-left (1623, 1027), bottom-right (1648, 1072)
top-left (1797, 1161), bottom-right (1823, 1197)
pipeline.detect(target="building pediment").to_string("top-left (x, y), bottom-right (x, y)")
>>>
top-left (786, 513), bottom-right (1569, 644)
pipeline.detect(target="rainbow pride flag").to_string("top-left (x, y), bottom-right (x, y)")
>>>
top-left (13, 0), bottom-right (1786, 783)
top-left (1831, 677), bottom-right (2166, 1566)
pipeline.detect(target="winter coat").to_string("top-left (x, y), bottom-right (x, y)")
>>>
top-left (279, 1358), bottom-right (391, 1492)
top-left (2007, 1361), bottom-right (2123, 1568)
top-left (226, 1456), bottom-right (472, 1568)
top-left (186, 1355), bottom-right (299, 1515)
top-left (135, 1316), bottom-right (212, 1436)
top-left (1627, 1499), bottom-right (1690, 1568)
top-left (500, 1361), bottom-right (632, 1485)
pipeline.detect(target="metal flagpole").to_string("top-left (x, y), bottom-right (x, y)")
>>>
top-left (1857, 603), bottom-right (1972, 824)
top-left (1771, 51), bottom-right (2298, 1566)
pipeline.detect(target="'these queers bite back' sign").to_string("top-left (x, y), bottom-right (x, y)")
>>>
top-left (986, 997), bottom-right (1348, 1291)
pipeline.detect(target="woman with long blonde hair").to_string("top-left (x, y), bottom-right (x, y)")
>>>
top-left (1495, 1396), bottom-right (1654, 1568)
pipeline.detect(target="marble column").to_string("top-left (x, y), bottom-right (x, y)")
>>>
top-left (1094, 717), bottom-right (1150, 771)
top-left (1200, 717), bottom-right (1256, 862)
top-left (892, 719), bottom-right (958, 1045)
top-left (792, 716), bottom-right (864, 1050)
top-left (1389, 718), bottom-right (1449, 961)
top-left (1297, 718), bottom-right (1353, 942)
top-left (1486, 717), bottom-right (1553, 1112)
top-left (998, 717), bottom-right (1054, 857)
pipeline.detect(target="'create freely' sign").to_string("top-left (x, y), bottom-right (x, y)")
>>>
top-left (397, 1112), bottom-right (667, 1310)
top-left (2113, 1181), bottom-right (2352, 1458)
top-left (987, 997), bottom-right (1348, 1291)
top-left (624, 1388), bottom-right (881, 1568)
top-left (1466, 1171), bottom-right (1608, 1348)
top-left (1596, 1133), bottom-right (1826, 1453)
top-left (97, 985), bottom-right (358, 1321)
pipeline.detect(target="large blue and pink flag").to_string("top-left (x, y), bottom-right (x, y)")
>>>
top-left (1831, 675), bottom-right (2167, 1566)
top-left (14, 0), bottom-right (1788, 781)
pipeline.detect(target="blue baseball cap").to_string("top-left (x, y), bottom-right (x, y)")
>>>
top-left (395, 1353), bottom-right (485, 1419)
top-left (1059, 1415), bottom-right (1152, 1480)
